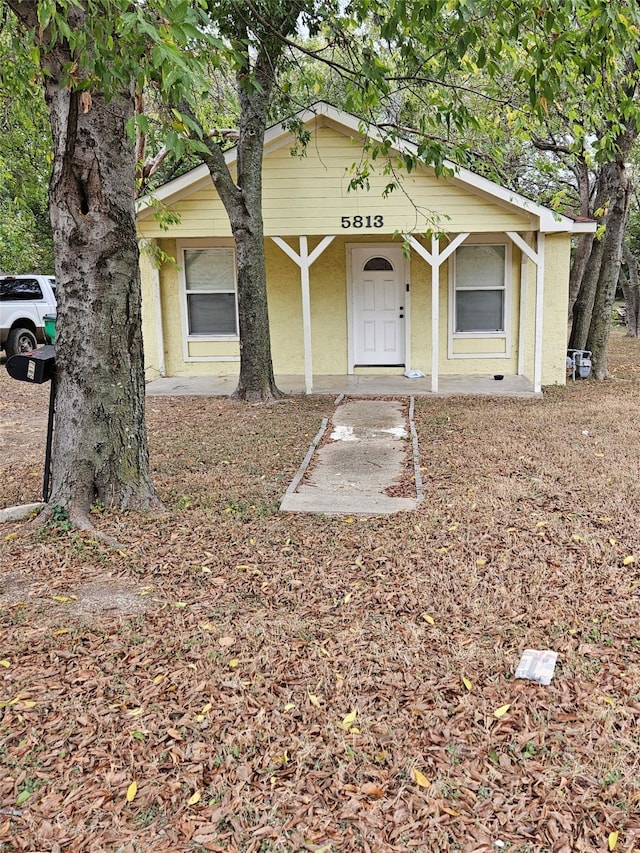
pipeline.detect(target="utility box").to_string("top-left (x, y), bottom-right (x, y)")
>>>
top-left (6, 345), bottom-right (56, 384)
top-left (567, 349), bottom-right (592, 381)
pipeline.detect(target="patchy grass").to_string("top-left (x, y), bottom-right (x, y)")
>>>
top-left (1, 330), bottom-right (640, 852)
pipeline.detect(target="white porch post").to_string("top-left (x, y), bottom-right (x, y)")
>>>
top-left (298, 237), bottom-right (313, 394)
top-left (506, 231), bottom-right (544, 392)
top-left (534, 233), bottom-right (545, 393)
top-left (270, 235), bottom-right (335, 394)
top-left (151, 260), bottom-right (166, 378)
top-left (517, 251), bottom-right (528, 377)
top-left (405, 232), bottom-right (469, 394)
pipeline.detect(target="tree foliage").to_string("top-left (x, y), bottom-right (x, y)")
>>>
top-left (0, 21), bottom-right (53, 272)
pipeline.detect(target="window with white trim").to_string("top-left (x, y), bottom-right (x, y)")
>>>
top-left (454, 244), bottom-right (506, 333)
top-left (184, 248), bottom-right (238, 336)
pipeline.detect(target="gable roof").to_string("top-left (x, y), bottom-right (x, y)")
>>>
top-left (137, 101), bottom-right (595, 235)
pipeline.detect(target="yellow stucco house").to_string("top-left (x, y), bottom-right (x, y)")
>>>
top-left (136, 102), bottom-right (595, 394)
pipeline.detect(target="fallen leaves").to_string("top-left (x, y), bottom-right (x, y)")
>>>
top-left (2, 335), bottom-right (640, 851)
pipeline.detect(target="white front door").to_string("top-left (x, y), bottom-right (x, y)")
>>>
top-left (351, 247), bottom-right (405, 366)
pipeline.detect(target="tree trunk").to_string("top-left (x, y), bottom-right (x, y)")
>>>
top-left (583, 162), bottom-right (632, 378)
top-left (37, 37), bottom-right (160, 518)
top-left (568, 232), bottom-right (595, 320)
top-left (569, 155), bottom-right (633, 376)
top-left (621, 245), bottom-right (640, 337)
top-left (187, 56), bottom-right (283, 402)
top-left (567, 159), bottom-right (594, 319)
top-left (228, 86), bottom-right (283, 402)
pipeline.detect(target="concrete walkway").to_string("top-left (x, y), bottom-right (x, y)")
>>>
top-left (280, 399), bottom-right (422, 515)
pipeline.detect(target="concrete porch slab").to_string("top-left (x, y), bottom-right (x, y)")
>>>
top-left (146, 372), bottom-right (540, 398)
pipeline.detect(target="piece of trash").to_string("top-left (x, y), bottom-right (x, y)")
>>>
top-left (403, 369), bottom-right (425, 379)
top-left (582, 429), bottom-right (589, 436)
top-left (515, 649), bottom-right (558, 686)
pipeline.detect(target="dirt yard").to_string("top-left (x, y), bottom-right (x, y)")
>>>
top-left (1, 332), bottom-right (640, 852)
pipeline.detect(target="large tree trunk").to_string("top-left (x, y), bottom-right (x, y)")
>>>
top-left (584, 163), bottom-right (631, 378)
top-left (9, 3), bottom-right (161, 523)
top-left (228, 85), bottom-right (283, 402)
top-left (569, 156), bottom-right (633, 378)
top-left (188, 48), bottom-right (283, 402)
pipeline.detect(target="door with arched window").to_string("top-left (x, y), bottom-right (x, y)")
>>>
top-left (351, 246), bottom-right (405, 366)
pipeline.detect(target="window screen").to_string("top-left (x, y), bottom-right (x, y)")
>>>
top-left (454, 245), bottom-right (505, 333)
top-left (184, 249), bottom-right (237, 336)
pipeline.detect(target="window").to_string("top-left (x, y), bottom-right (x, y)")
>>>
top-left (184, 248), bottom-right (237, 336)
top-left (363, 256), bottom-right (394, 271)
top-left (454, 245), bottom-right (506, 333)
top-left (0, 278), bottom-right (44, 300)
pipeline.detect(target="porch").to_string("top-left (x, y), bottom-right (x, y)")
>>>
top-left (145, 372), bottom-right (539, 398)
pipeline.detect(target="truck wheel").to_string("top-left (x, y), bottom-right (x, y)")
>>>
top-left (6, 327), bottom-right (37, 358)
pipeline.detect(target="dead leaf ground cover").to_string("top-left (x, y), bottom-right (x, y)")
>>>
top-left (1, 331), bottom-right (640, 853)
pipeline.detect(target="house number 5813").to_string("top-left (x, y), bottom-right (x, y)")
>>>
top-left (341, 215), bottom-right (384, 228)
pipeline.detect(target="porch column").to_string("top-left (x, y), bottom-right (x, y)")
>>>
top-left (507, 231), bottom-right (545, 393)
top-left (151, 258), bottom-right (165, 378)
top-left (271, 235), bottom-right (335, 394)
top-left (140, 238), bottom-right (166, 378)
top-left (405, 232), bottom-right (469, 393)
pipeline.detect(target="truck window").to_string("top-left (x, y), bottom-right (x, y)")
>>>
top-left (0, 279), bottom-right (44, 300)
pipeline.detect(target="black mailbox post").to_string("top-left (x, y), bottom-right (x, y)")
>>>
top-left (6, 345), bottom-right (56, 501)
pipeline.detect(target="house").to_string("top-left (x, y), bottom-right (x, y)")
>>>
top-left (136, 102), bottom-right (595, 394)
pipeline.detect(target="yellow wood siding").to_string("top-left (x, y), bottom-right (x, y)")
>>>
top-left (138, 123), bottom-right (535, 240)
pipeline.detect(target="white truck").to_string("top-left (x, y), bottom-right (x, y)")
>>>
top-left (0, 274), bottom-right (57, 359)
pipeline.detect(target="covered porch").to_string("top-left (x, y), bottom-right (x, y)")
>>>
top-left (145, 371), bottom-right (539, 398)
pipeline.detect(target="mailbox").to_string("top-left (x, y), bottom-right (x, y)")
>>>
top-left (6, 345), bottom-right (56, 384)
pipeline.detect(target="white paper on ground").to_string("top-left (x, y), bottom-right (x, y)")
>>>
top-left (515, 649), bottom-right (558, 686)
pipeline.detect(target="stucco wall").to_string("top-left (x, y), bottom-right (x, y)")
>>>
top-left (141, 232), bottom-right (571, 384)
top-left (541, 234), bottom-right (571, 386)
